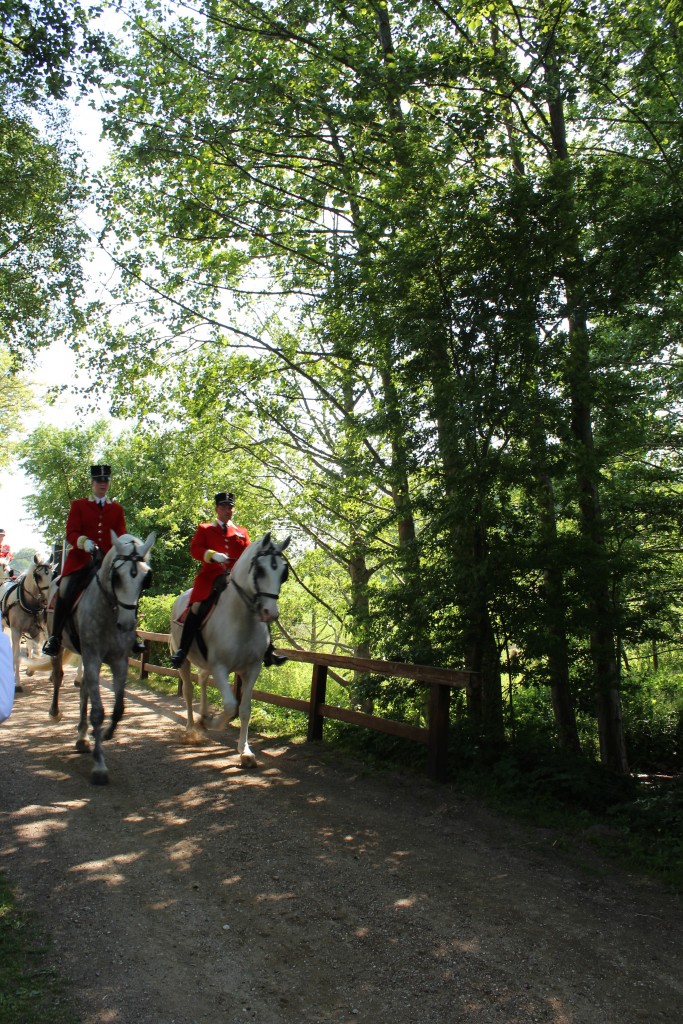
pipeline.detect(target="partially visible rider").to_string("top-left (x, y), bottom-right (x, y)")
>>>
top-left (42, 464), bottom-right (145, 656)
top-left (0, 527), bottom-right (12, 576)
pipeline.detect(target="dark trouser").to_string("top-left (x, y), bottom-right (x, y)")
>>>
top-left (171, 610), bottom-right (201, 668)
top-left (43, 574), bottom-right (81, 654)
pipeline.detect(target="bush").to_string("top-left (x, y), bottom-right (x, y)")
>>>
top-left (137, 594), bottom-right (177, 667)
top-left (621, 668), bottom-right (683, 772)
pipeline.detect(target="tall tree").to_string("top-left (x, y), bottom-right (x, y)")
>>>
top-left (90, 0), bottom-right (683, 768)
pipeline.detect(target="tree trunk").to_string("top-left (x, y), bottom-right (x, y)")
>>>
top-left (538, 475), bottom-right (582, 753)
top-left (545, 43), bottom-right (629, 773)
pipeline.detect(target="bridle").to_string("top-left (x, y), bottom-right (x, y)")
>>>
top-left (95, 546), bottom-right (152, 623)
top-left (230, 547), bottom-right (289, 615)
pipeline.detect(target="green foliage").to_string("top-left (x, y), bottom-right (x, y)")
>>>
top-left (137, 593), bottom-right (177, 666)
top-left (0, 347), bottom-right (36, 467)
top-left (605, 778), bottom-right (683, 887)
top-left (0, 106), bottom-right (91, 357)
top-left (621, 666), bottom-right (683, 772)
top-left (17, 420), bottom-right (112, 542)
top-left (9, 546), bottom-right (40, 573)
top-left (0, 872), bottom-right (77, 1023)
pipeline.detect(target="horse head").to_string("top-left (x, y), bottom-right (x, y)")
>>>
top-left (99, 531), bottom-right (156, 632)
top-left (231, 531), bottom-right (291, 624)
top-left (26, 555), bottom-right (52, 606)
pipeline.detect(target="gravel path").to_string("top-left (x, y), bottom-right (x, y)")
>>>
top-left (1, 664), bottom-right (681, 1024)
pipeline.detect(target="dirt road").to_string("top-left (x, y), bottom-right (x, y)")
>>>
top-left (1, 665), bottom-right (681, 1024)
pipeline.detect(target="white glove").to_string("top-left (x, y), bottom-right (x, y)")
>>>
top-left (212, 552), bottom-right (229, 564)
top-left (83, 538), bottom-right (96, 554)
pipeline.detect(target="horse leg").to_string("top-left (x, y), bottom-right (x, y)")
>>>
top-left (209, 663), bottom-right (238, 730)
top-left (48, 651), bottom-right (65, 723)
top-left (75, 677), bottom-right (90, 753)
top-left (82, 654), bottom-right (108, 784)
top-left (180, 661), bottom-right (202, 742)
top-left (235, 666), bottom-right (260, 768)
top-left (198, 668), bottom-right (213, 729)
top-left (102, 656), bottom-right (127, 742)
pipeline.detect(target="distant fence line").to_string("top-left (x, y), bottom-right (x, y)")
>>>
top-left (132, 630), bottom-right (480, 782)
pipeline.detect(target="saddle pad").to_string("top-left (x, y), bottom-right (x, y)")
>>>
top-left (174, 602), bottom-right (217, 629)
top-left (48, 589), bottom-right (86, 614)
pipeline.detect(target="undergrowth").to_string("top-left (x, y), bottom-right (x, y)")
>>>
top-left (133, 651), bottom-right (683, 891)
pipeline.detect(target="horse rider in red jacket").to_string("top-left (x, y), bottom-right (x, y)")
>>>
top-left (171, 490), bottom-right (287, 670)
top-left (170, 491), bottom-right (251, 668)
top-left (42, 464), bottom-right (145, 656)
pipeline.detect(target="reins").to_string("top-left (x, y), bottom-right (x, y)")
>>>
top-left (229, 547), bottom-right (289, 615)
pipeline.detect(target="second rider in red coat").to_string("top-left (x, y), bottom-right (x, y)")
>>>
top-left (171, 490), bottom-right (286, 670)
top-left (170, 491), bottom-right (250, 668)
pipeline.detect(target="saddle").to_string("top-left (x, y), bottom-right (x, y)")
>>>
top-left (175, 573), bottom-right (229, 660)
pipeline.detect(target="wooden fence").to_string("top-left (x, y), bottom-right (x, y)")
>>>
top-left (132, 630), bottom-right (480, 782)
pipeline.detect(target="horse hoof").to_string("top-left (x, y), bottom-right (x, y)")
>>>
top-left (183, 727), bottom-right (209, 746)
top-left (91, 771), bottom-right (109, 786)
top-left (14, 685), bottom-right (23, 694)
top-left (239, 754), bottom-right (257, 769)
top-left (49, 710), bottom-right (63, 724)
top-left (26, 668), bottom-right (34, 677)
top-left (75, 739), bottom-right (91, 753)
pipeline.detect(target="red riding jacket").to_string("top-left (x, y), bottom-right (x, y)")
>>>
top-left (188, 520), bottom-right (251, 602)
top-left (62, 497), bottom-right (127, 576)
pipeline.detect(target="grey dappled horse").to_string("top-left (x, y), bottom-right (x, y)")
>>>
top-left (47, 531), bottom-right (155, 785)
top-left (170, 531), bottom-right (290, 767)
top-left (0, 555), bottom-right (52, 692)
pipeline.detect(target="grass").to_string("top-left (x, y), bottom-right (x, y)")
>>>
top-left (0, 872), bottom-right (79, 1024)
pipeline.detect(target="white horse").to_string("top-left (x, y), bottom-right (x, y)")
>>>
top-left (0, 555), bottom-right (52, 692)
top-left (47, 531), bottom-right (155, 785)
top-left (170, 531), bottom-right (290, 767)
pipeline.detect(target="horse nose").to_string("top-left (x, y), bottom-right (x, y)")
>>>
top-left (259, 606), bottom-right (279, 624)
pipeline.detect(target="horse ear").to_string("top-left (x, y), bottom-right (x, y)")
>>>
top-left (261, 531), bottom-right (271, 548)
top-left (276, 536), bottom-right (291, 553)
top-left (33, 553), bottom-right (39, 564)
top-left (141, 532), bottom-right (156, 557)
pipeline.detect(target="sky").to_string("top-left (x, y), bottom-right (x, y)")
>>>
top-left (0, 89), bottom-right (113, 558)
top-left (0, 343), bottom-right (80, 556)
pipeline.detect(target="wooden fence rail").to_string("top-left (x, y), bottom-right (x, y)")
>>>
top-left (132, 630), bottom-right (480, 782)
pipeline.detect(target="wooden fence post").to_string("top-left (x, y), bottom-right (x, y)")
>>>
top-left (307, 662), bottom-right (328, 741)
top-left (427, 682), bottom-right (450, 782)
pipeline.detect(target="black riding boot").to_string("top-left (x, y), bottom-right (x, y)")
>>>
top-left (42, 594), bottom-right (70, 656)
top-left (171, 610), bottom-right (201, 669)
top-left (264, 641), bottom-right (287, 667)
